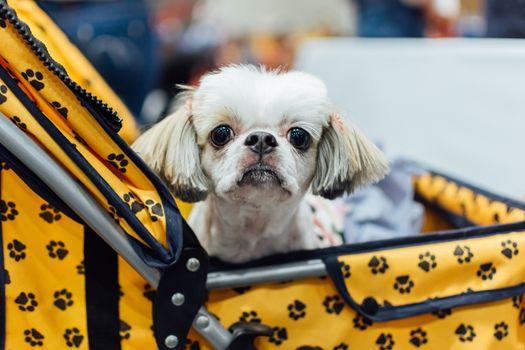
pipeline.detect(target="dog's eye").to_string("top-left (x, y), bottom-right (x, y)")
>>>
top-left (287, 127), bottom-right (311, 150)
top-left (210, 125), bottom-right (233, 147)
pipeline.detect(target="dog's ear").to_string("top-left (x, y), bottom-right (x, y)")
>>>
top-left (312, 113), bottom-right (389, 199)
top-left (132, 99), bottom-right (209, 202)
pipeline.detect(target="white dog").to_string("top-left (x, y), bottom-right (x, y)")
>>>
top-left (133, 65), bottom-right (388, 263)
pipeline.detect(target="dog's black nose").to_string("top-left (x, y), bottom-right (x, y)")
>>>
top-left (244, 132), bottom-right (278, 156)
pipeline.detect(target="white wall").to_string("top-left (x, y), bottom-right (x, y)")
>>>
top-left (296, 39), bottom-right (525, 199)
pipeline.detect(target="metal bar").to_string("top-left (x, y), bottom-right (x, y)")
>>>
top-left (0, 114), bottom-right (232, 350)
top-left (206, 259), bottom-right (327, 290)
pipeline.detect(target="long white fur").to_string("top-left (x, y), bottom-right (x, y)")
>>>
top-left (133, 64), bottom-right (389, 263)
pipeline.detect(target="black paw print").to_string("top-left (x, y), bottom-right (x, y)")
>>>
top-left (513, 295), bottom-right (523, 309)
top-left (107, 153), bottom-right (128, 173)
top-left (418, 252), bottom-right (437, 272)
top-left (322, 295), bottom-right (345, 315)
top-left (368, 255), bottom-right (389, 274)
top-left (353, 314), bottom-right (373, 330)
top-left (501, 240), bottom-right (519, 259)
top-left (15, 292), bottom-right (38, 311)
top-left (409, 328), bottom-right (428, 347)
top-left (76, 260), bottom-right (85, 275)
top-left (7, 239), bottom-right (26, 261)
top-left (0, 18), bottom-right (6, 29)
top-left (1, 200), bottom-right (19, 221)
top-left (54, 289), bottom-right (74, 310)
top-left (39, 203), bottom-right (61, 223)
top-left (454, 245), bottom-right (473, 264)
top-left (287, 299), bottom-right (306, 320)
top-left (143, 283), bottom-right (156, 301)
top-left (24, 328), bottom-right (44, 347)
top-left (393, 275), bottom-right (414, 294)
top-left (123, 192), bottom-right (145, 214)
top-left (232, 286), bottom-right (252, 294)
top-left (119, 285), bottom-right (124, 299)
top-left (376, 333), bottom-right (395, 350)
top-left (477, 262), bottom-right (497, 281)
top-left (494, 322), bottom-right (508, 340)
top-left (51, 101), bottom-right (68, 118)
top-left (0, 84), bottom-right (7, 104)
top-left (4, 269), bottom-right (10, 284)
top-left (519, 308), bottom-right (525, 325)
top-left (455, 324), bottom-right (476, 342)
top-left (239, 311), bottom-right (261, 323)
top-left (72, 131), bottom-right (87, 146)
top-left (431, 308), bottom-right (452, 319)
top-left (120, 320), bottom-right (131, 340)
top-left (145, 199), bottom-right (164, 222)
top-left (63, 328), bottom-right (84, 348)
top-left (333, 343), bottom-right (348, 350)
top-left (22, 69), bottom-right (45, 91)
top-left (339, 261), bottom-right (351, 278)
top-left (11, 116), bottom-right (27, 130)
top-left (185, 338), bottom-right (201, 350)
top-left (269, 327), bottom-right (287, 346)
top-left (46, 240), bottom-right (69, 260)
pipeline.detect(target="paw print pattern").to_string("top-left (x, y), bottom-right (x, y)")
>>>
top-left (24, 328), bottom-right (44, 347)
top-left (63, 328), bottom-right (84, 348)
top-left (0, 84), bottom-right (7, 104)
top-left (15, 292), bottom-right (38, 311)
top-left (368, 255), bottom-right (389, 274)
top-left (513, 295), bottom-right (523, 309)
top-left (477, 262), bottom-right (497, 281)
top-left (287, 300), bottom-right (306, 320)
top-left (418, 252), bottom-right (437, 272)
top-left (143, 283), bottom-right (156, 301)
top-left (11, 116), bottom-right (27, 130)
top-left (454, 245), bottom-right (474, 264)
top-left (239, 311), bottom-right (261, 323)
top-left (501, 240), bottom-right (519, 259)
top-left (353, 314), bottom-right (373, 330)
top-left (22, 69), bottom-right (45, 91)
top-left (72, 131), bottom-right (87, 146)
top-left (51, 101), bottom-right (68, 118)
top-left (7, 239), bottom-right (26, 261)
top-left (322, 295), bottom-right (345, 315)
top-left (39, 203), bottom-right (61, 223)
top-left (1, 200), bottom-right (19, 221)
top-left (145, 199), bottom-right (164, 222)
top-left (494, 322), bottom-right (509, 340)
top-left (339, 261), bottom-right (351, 278)
top-left (54, 289), bottom-right (74, 310)
top-left (0, 18), bottom-right (6, 29)
top-left (4, 269), bottom-right (10, 284)
top-left (76, 260), bottom-right (85, 275)
top-left (519, 308), bottom-right (525, 325)
top-left (107, 153), bottom-right (128, 173)
top-left (269, 327), bottom-right (288, 346)
top-left (409, 328), bottom-right (428, 347)
top-left (333, 344), bottom-right (348, 350)
top-left (455, 324), bottom-right (476, 342)
top-left (232, 286), bottom-right (252, 294)
top-left (123, 192), bottom-right (145, 214)
top-left (120, 320), bottom-right (131, 340)
top-left (432, 308), bottom-right (452, 319)
top-left (46, 240), bottom-right (69, 260)
top-left (376, 333), bottom-right (395, 350)
top-left (393, 275), bottom-right (414, 294)
top-left (185, 338), bottom-right (201, 350)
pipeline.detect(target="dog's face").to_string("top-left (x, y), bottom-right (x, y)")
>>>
top-left (133, 65), bottom-right (388, 203)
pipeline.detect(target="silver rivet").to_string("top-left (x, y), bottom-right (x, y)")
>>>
top-left (195, 315), bottom-right (210, 329)
top-left (186, 258), bottom-right (200, 272)
top-left (164, 335), bottom-right (179, 348)
top-left (171, 293), bottom-right (185, 306)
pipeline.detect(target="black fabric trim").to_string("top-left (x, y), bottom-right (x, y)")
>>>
top-left (0, 145), bottom-right (81, 223)
top-left (325, 255), bottom-right (525, 321)
top-left (84, 227), bottom-right (122, 350)
top-left (0, 64), bottom-right (181, 268)
top-left (0, 167), bottom-right (5, 350)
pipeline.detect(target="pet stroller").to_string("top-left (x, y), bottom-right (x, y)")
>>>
top-left (1, 1), bottom-right (525, 349)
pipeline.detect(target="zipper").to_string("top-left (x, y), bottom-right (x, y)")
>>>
top-left (0, 0), bottom-right (122, 132)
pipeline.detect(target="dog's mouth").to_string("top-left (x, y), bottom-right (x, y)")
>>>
top-left (238, 164), bottom-right (282, 187)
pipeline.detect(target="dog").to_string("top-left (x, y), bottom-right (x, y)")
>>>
top-left (132, 65), bottom-right (389, 263)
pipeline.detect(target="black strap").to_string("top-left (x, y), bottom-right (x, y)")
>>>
top-left (85, 227), bottom-right (121, 350)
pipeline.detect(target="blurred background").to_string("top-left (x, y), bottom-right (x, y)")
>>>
top-left (37, 0), bottom-right (525, 198)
